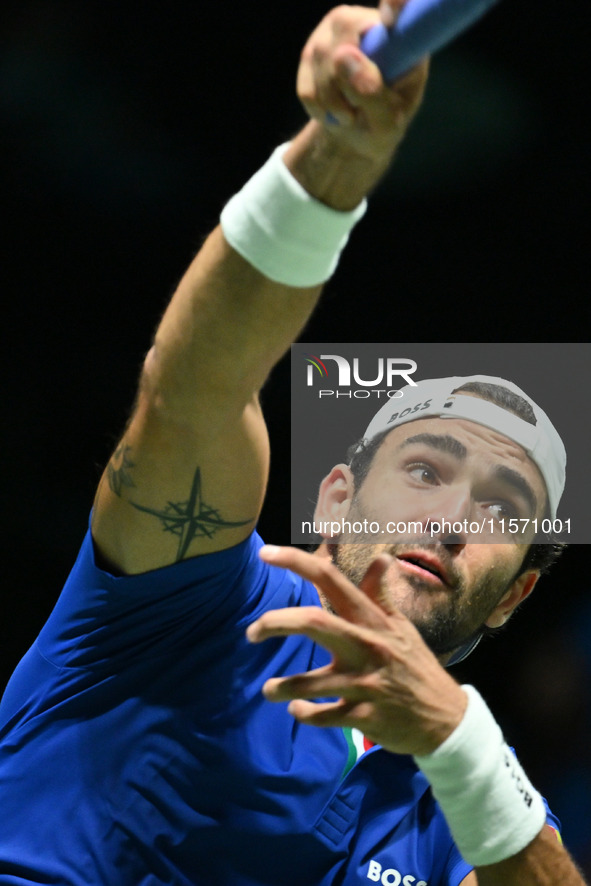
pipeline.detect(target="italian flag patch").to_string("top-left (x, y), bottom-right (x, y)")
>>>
top-left (341, 727), bottom-right (376, 779)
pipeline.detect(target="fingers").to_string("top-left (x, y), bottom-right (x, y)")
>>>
top-left (246, 543), bottom-right (463, 753)
top-left (246, 598), bottom-right (386, 728)
top-left (297, 6), bottom-right (384, 126)
top-left (297, 46), bottom-right (369, 127)
top-left (285, 698), bottom-right (373, 730)
top-left (298, 40), bottom-right (387, 128)
top-left (247, 547), bottom-right (410, 714)
top-left (262, 664), bottom-right (371, 704)
top-left (332, 46), bottom-right (384, 109)
top-left (246, 604), bottom-right (363, 653)
top-left (297, 3), bottom-right (428, 140)
top-left (247, 603), bottom-right (393, 682)
top-left (256, 545), bottom-right (393, 626)
top-left (297, 79), bottom-right (355, 128)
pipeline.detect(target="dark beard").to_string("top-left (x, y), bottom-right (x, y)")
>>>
top-left (409, 586), bottom-right (483, 655)
top-left (331, 542), bottom-right (516, 658)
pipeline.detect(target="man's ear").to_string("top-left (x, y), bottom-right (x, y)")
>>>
top-left (313, 464), bottom-right (355, 539)
top-left (485, 570), bottom-right (540, 629)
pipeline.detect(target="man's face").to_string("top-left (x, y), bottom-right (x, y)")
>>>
top-left (320, 416), bottom-right (547, 660)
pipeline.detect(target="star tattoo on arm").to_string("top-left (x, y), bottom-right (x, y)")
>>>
top-left (130, 466), bottom-right (253, 561)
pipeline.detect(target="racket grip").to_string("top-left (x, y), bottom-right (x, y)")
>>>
top-left (360, 0), bottom-right (500, 82)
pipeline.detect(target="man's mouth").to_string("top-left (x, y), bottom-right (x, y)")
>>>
top-left (396, 552), bottom-right (450, 587)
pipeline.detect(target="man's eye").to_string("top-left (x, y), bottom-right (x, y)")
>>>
top-left (486, 501), bottom-right (517, 520)
top-left (407, 464), bottom-right (438, 485)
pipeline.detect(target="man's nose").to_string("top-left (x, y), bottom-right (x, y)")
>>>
top-left (424, 484), bottom-right (472, 544)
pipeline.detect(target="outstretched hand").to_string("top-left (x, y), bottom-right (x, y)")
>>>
top-left (247, 545), bottom-right (467, 757)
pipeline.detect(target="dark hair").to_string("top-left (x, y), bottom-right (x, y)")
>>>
top-left (346, 381), bottom-right (567, 577)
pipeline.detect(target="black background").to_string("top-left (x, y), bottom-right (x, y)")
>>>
top-left (2, 0), bottom-right (590, 874)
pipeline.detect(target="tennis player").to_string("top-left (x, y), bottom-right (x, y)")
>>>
top-left (0, 3), bottom-right (586, 884)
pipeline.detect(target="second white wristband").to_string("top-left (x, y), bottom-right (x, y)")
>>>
top-left (414, 685), bottom-right (547, 867)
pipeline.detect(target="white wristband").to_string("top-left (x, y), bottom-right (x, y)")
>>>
top-left (414, 685), bottom-right (546, 867)
top-left (220, 143), bottom-right (367, 287)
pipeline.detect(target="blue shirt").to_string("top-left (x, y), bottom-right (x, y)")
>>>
top-left (0, 528), bottom-right (560, 884)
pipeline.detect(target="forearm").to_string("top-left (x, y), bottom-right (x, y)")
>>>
top-left (475, 826), bottom-right (587, 886)
top-left (147, 120), bottom-right (392, 419)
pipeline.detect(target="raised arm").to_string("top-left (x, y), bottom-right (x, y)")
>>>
top-left (91, 4), bottom-right (427, 575)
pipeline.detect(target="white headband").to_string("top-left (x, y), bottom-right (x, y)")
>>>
top-left (359, 375), bottom-right (566, 518)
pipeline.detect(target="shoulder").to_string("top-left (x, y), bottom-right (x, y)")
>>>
top-left (36, 524), bottom-right (321, 668)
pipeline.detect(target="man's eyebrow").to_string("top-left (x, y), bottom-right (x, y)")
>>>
top-left (399, 434), bottom-right (539, 514)
top-left (399, 434), bottom-right (468, 460)
top-left (493, 465), bottom-right (538, 516)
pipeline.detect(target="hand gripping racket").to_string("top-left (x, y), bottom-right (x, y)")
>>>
top-left (360, 0), bottom-right (501, 82)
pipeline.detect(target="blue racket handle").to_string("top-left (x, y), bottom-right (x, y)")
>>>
top-left (360, 0), bottom-right (500, 82)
